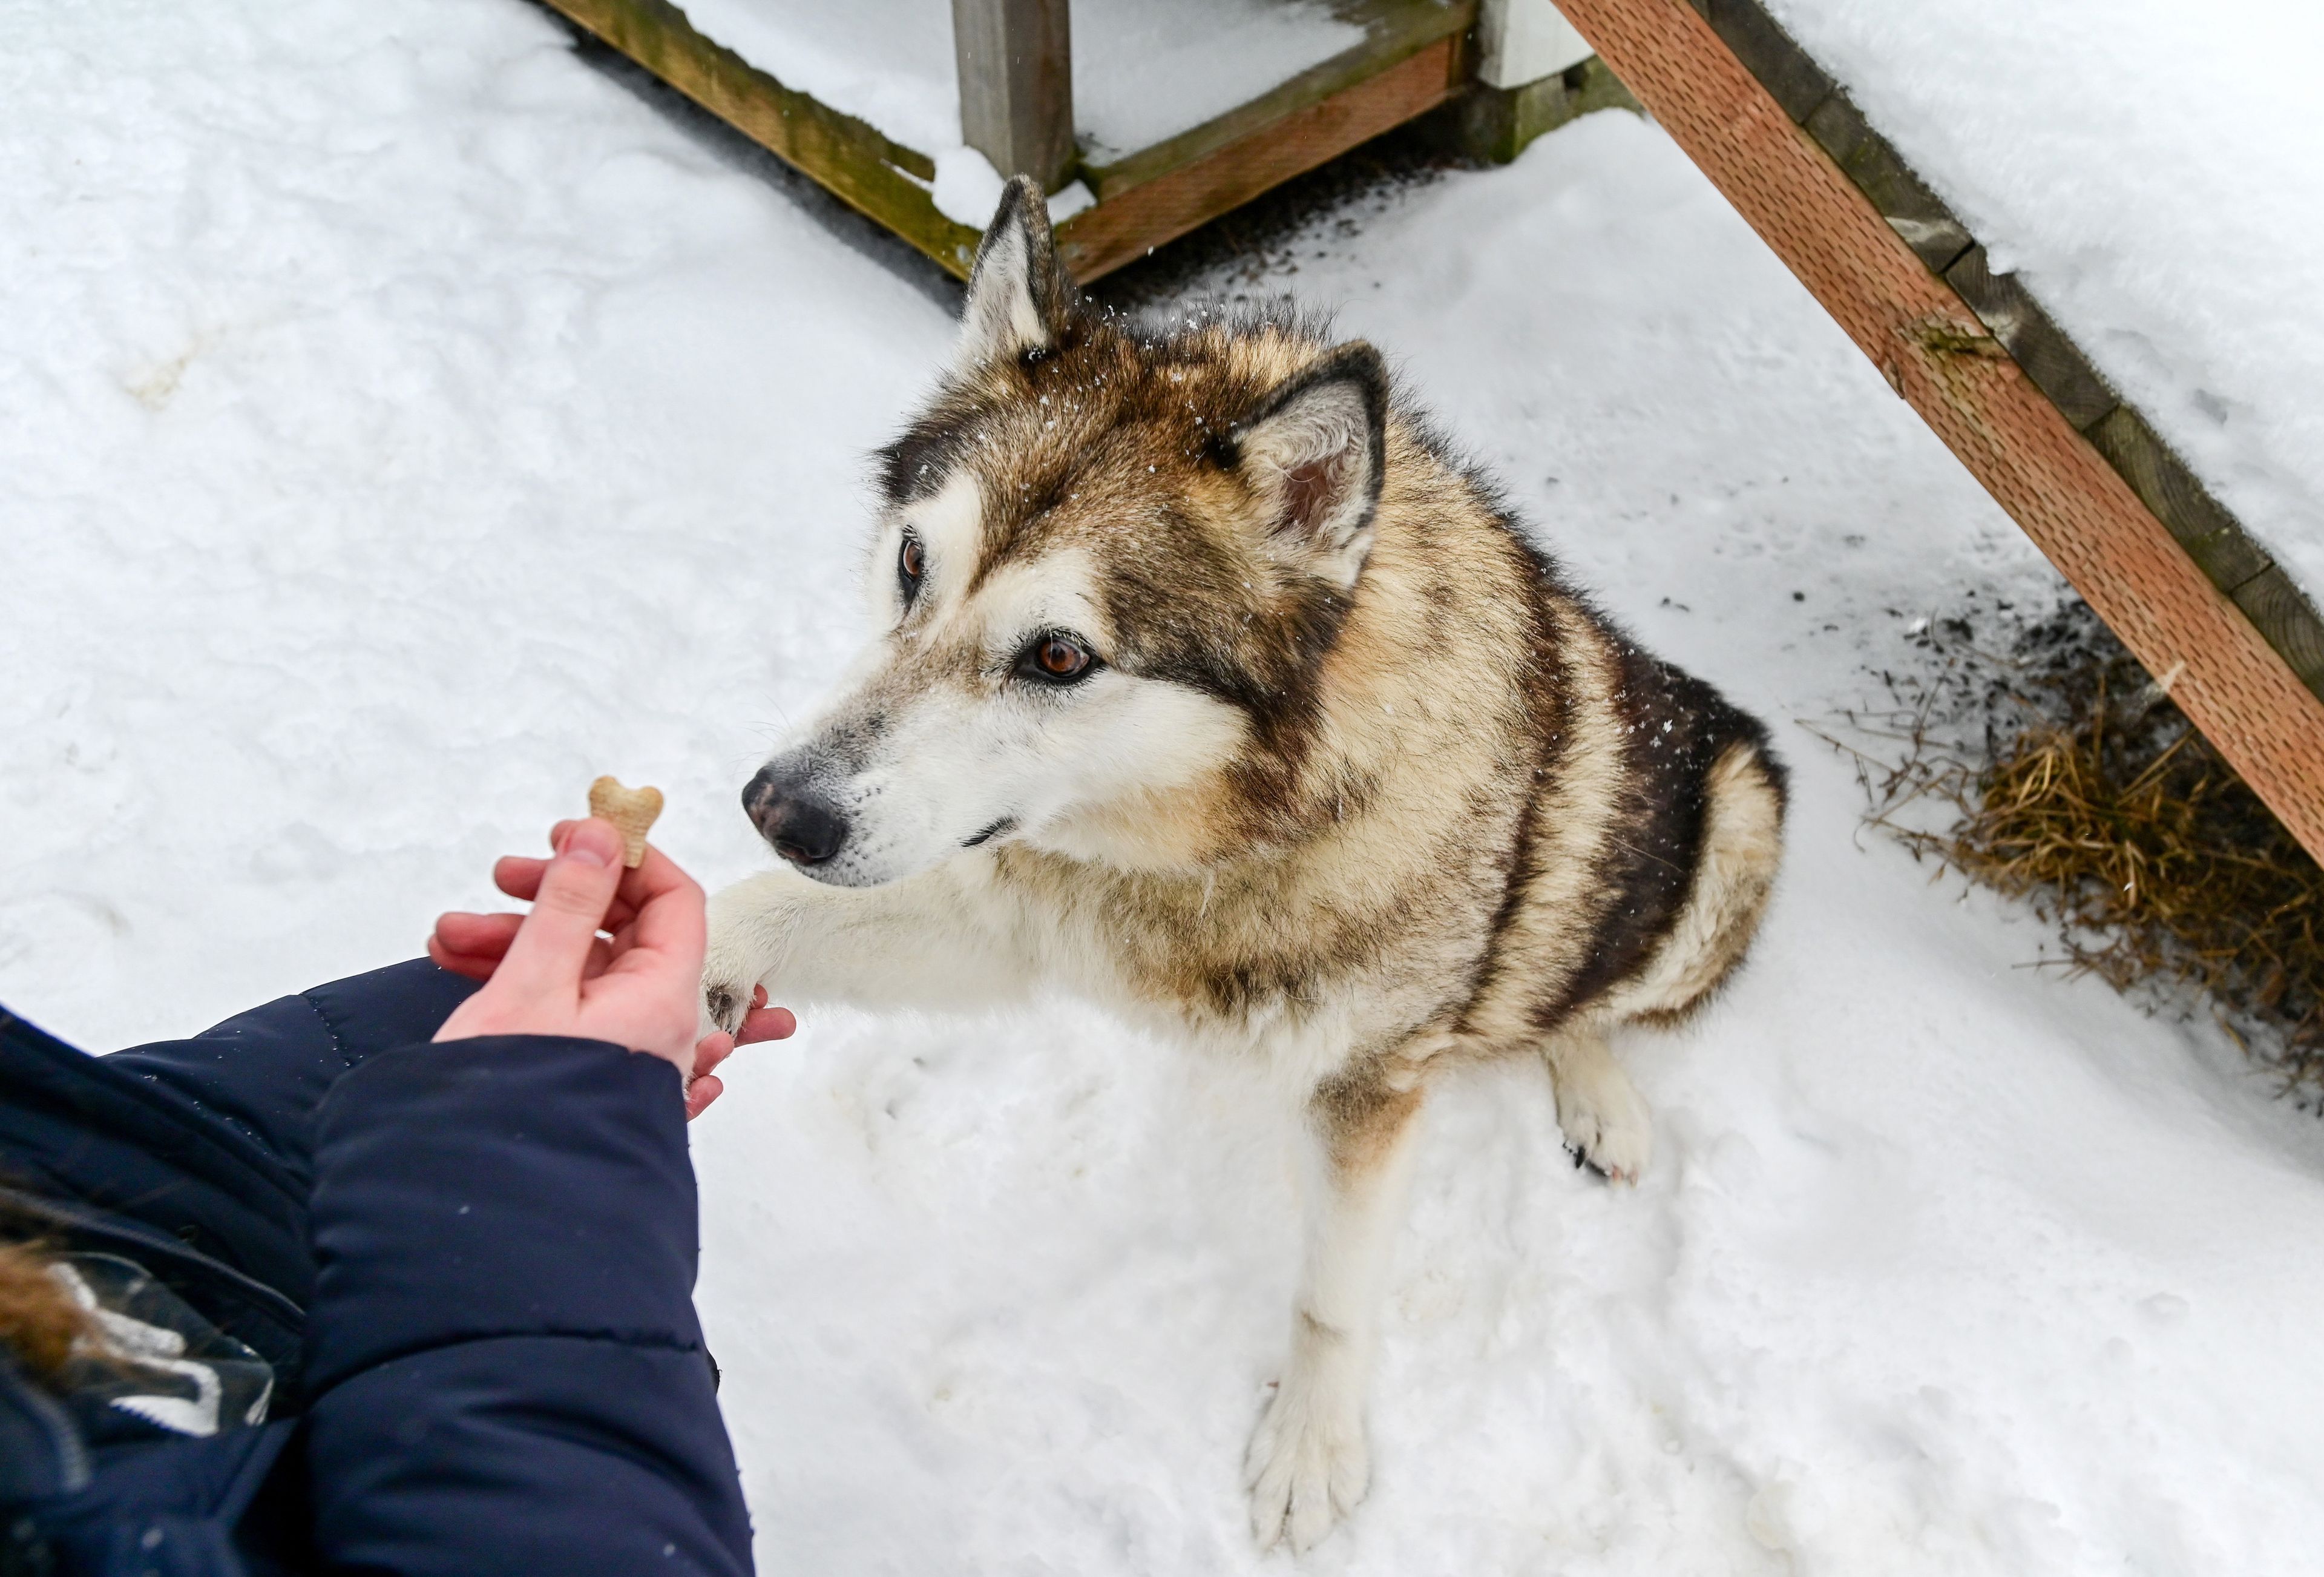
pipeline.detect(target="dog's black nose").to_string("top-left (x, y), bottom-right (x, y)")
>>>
top-left (743, 767), bottom-right (850, 868)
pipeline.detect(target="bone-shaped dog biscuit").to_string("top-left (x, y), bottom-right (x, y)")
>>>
top-left (587, 776), bottom-right (664, 868)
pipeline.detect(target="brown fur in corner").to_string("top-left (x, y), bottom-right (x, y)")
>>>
top-left (0, 1239), bottom-right (91, 1384)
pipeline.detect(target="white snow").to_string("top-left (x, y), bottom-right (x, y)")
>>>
top-left (1758, 0), bottom-right (2324, 607)
top-left (931, 144), bottom-right (1010, 226)
top-left (9, 3), bottom-right (2324, 1573)
top-left (680, 0), bottom-right (959, 156)
top-left (930, 145), bottom-right (1092, 228)
top-left (679, 0), bottom-right (1363, 180)
top-left (1069, 0), bottom-right (1364, 162)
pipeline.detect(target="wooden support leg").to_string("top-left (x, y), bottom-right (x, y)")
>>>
top-left (951, 0), bottom-right (1075, 191)
top-left (1437, 54), bottom-right (1638, 165)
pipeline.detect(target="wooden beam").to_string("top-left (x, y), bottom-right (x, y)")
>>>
top-left (536, 0), bottom-right (987, 274)
top-left (1553, 0), bottom-right (2324, 861)
top-left (951, 0), bottom-right (1075, 191)
top-left (1077, 0), bottom-right (1474, 206)
top-left (1058, 33), bottom-right (1466, 278)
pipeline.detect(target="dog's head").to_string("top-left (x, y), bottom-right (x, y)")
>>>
top-left (744, 177), bottom-right (1392, 887)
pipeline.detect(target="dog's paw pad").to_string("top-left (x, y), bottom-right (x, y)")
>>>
top-left (701, 980), bottom-right (749, 1037)
top-left (1244, 1381), bottom-right (1368, 1552)
top-left (1556, 1070), bottom-right (1653, 1185)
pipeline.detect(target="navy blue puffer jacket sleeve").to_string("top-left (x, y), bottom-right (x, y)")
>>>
top-left (300, 1033), bottom-right (754, 1576)
top-left (104, 958), bottom-right (482, 1190)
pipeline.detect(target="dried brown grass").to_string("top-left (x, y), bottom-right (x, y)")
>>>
top-left (1813, 599), bottom-right (2324, 1095)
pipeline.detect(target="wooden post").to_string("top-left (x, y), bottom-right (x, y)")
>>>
top-left (1477, 0), bottom-right (1594, 89)
top-left (952, 0), bottom-right (1075, 191)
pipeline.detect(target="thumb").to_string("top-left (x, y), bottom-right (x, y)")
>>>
top-left (496, 818), bottom-right (626, 997)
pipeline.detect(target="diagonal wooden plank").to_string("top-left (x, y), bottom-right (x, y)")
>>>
top-left (1553, 0), bottom-right (2324, 861)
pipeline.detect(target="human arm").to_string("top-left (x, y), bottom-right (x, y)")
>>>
top-left (301, 817), bottom-right (764, 1574)
top-left (301, 1033), bottom-right (754, 1575)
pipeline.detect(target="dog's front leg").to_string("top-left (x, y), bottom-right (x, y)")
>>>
top-left (1246, 1063), bottom-right (1426, 1552)
top-left (701, 865), bottom-right (1034, 1032)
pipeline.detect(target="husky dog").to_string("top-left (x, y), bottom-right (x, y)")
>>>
top-left (703, 178), bottom-right (1785, 1550)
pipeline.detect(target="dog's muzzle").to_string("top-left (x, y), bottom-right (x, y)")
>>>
top-left (743, 763), bottom-right (850, 869)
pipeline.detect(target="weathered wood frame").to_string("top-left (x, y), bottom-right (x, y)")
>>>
top-left (534, 0), bottom-right (1475, 281)
top-left (1552, 0), bottom-right (2324, 860)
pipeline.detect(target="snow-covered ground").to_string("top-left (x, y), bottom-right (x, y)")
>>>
top-left (8, 2), bottom-right (2324, 1572)
top-left (1761, 0), bottom-right (2324, 607)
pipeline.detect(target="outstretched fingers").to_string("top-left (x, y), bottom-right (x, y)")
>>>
top-left (494, 854), bottom-right (642, 936)
top-left (433, 910), bottom-right (523, 961)
top-left (685, 1030), bottom-right (734, 1120)
top-left (427, 935), bottom-right (499, 983)
top-left (681, 990), bottom-right (798, 1121)
top-left (738, 1002), bottom-right (797, 1043)
top-left (430, 909), bottom-right (612, 983)
top-left (594, 842), bottom-right (706, 983)
top-left (493, 818), bottom-right (627, 996)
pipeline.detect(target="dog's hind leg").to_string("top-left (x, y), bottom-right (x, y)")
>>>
top-left (1543, 1025), bottom-right (1652, 1184)
top-left (1246, 1063), bottom-right (1425, 1552)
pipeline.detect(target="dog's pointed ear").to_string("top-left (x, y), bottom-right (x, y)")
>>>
top-left (1229, 343), bottom-right (1390, 588)
top-left (957, 176), bottom-right (1067, 369)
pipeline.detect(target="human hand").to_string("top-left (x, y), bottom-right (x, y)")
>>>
top-left (428, 818), bottom-right (797, 1119)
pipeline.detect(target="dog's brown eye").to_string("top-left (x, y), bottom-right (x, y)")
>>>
top-left (898, 535), bottom-right (925, 601)
top-left (1019, 633), bottom-right (1097, 685)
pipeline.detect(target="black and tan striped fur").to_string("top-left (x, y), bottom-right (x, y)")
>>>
top-left (701, 179), bottom-right (1785, 1552)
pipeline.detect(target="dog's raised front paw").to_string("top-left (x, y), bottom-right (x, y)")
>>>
top-left (700, 909), bottom-right (773, 1038)
top-left (700, 976), bottom-right (752, 1038)
top-left (1554, 1056), bottom-right (1653, 1184)
top-left (701, 875), bottom-right (804, 1038)
top-left (700, 937), bottom-right (767, 1038)
top-left (1244, 1373), bottom-right (1368, 1552)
